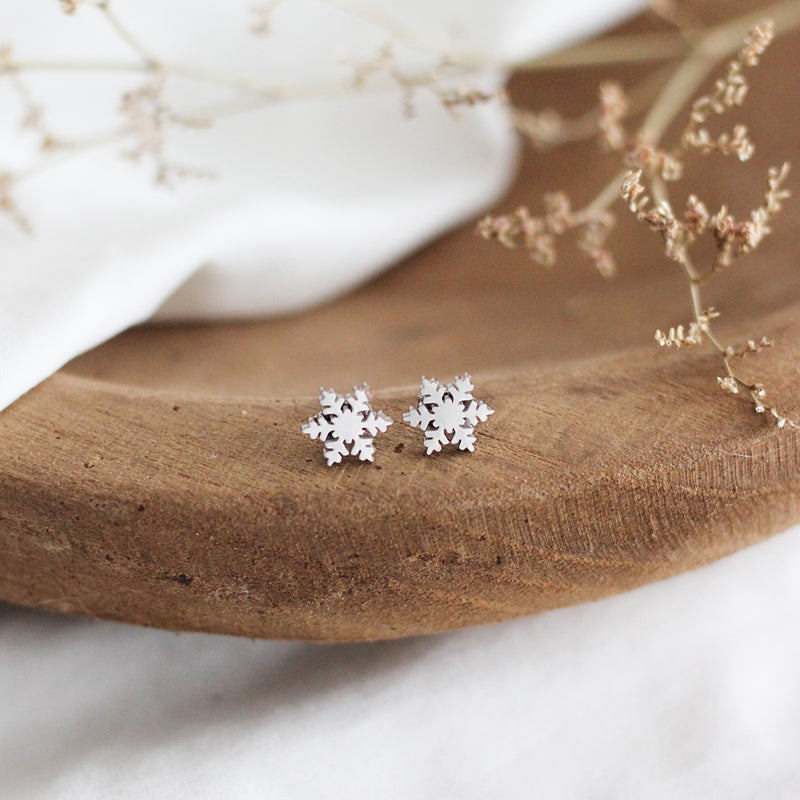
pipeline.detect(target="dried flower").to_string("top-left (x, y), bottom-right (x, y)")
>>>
top-left (346, 43), bottom-right (501, 119)
top-left (119, 74), bottom-right (213, 185)
top-left (726, 337), bottom-right (773, 358)
top-left (683, 195), bottom-right (709, 236)
top-left (625, 142), bottom-right (683, 181)
top-left (621, 169), bottom-right (649, 214)
top-left (598, 81), bottom-right (629, 152)
top-left (511, 107), bottom-right (566, 151)
top-left (740, 20), bottom-right (775, 67)
top-left (543, 191), bottom-right (573, 234)
top-left (655, 322), bottom-right (704, 348)
top-left (0, 172), bottom-right (32, 234)
top-left (709, 162), bottom-right (790, 267)
top-left (682, 22), bottom-right (775, 161)
top-left (577, 213), bottom-right (616, 278)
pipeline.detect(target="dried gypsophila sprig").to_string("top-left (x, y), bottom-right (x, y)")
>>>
top-left (621, 162), bottom-right (790, 273)
top-left (725, 336), bottom-right (773, 358)
top-left (597, 81), bottom-right (685, 181)
top-left (0, 0), bottom-right (514, 235)
top-left (476, 193), bottom-right (617, 277)
top-left (119, 74), bottom-right (215, 186)
top-left (621, 22), bottom-right (796, 428)
top-left (344, 43), bottom-right (505, 119)
top-left (681, 21), bottom-right (774, 160)
top-left (489, 19), bottom-right (785, 270)
top-left (0, 173), bottom-right (32, 234)
top-left (480, 13), bottom-right (798, 429)
top-left (718, 378), bottom-right (797, 429)
top-left (476, 194), bottom-right (570, 267)
top-left (0, 45), bottom-right (63, 153)
top-left (655, 309), bottom-right (719, 348)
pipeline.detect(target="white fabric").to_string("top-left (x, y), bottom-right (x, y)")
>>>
top-left (0, 0), bottom-right (641, 411)
top-left (2, 523), bottom-right (799, 799)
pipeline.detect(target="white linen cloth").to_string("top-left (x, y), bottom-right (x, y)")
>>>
top-left (2, 522), bottom-right (799, 799)
top-left (0, 0), bottom-right (641, 411)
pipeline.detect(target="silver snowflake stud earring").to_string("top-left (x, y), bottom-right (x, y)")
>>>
top-left (403, 373), bottom-right (494, 455)
top-left (302, 384), bottom-right (393, 466)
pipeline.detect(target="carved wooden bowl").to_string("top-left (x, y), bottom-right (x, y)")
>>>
top-left (2, 9), bottom-right (799, 640)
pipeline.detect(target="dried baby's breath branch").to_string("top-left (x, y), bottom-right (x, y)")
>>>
top-left (598, 80), bottom-right (629, 152)
top-left (0, 46), bottom-right (61, 151)
top-left (708, 162), bottom-right (790, 269)
top-left (476, 202), bottom-right (560, 267)
top-left (726, 336), bottom-right (773, 358)
top-left (655, 322), bottom-right (704, 348)
top-left (681, 21), bottom-right (773, 160)
top-left (0, 0), bottom-right (539, 233)
top-left (623, 21), bottom-right (796, 428)
top-left (576, 213), bottom-right (617, 278)
top-left (511, 62), bottom-right (678, 154)
top-left (0, 173), bottom-right (32, 234)
top-left (655, 308), bottom-right (717, 348)
top-left (345, 44), bottom-right (505, 118)
top-left (482, 8), bottom-right (800, 428)
top-left (120, 75), bottom-right (214, 186)
top-left (623, 156), bottom-right (794, 425)
top-left (477, 193), bottom-right (618, 277)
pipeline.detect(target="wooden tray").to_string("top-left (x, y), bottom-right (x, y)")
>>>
top-left (2, 13), bottom-right (800, 640)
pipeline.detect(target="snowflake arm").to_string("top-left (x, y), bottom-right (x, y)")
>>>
top-left (461, 398), bottom-right (495, 427)
top-left (424, 425), bottom-right (450, 455)
top-left (450, 426), bottom-right (477, 452)
top-left (403, 404), bottom-right (435, 431)
top-left (301, 415), bottom-right (326, 441)
top-left (349, 436), bottom-right (376, 462)
top-left (323, 437), bottom-right (350, 466)
top-left (362, 409), bottom-right (393, 438)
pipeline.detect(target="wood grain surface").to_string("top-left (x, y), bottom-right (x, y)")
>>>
top-left (2, 5), bottom-right (800, 640)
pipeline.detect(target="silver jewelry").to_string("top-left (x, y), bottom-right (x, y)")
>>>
top-left (302, 384), bottom-right (392, 466)
top-left (404, 373), bottom-right (493, 454)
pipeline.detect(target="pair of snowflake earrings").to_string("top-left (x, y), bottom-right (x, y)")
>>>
top-left (302, 374), bottom-right (494, 466)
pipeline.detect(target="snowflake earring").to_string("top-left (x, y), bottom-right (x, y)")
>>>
top-left (302, 384), bottom-right (393, 466)
top-left (404, 374), bottom-right (494, 455)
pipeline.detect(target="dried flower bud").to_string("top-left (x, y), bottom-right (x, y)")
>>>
top-left (655, 321), bottom-right (704, 348)
top-left (543, 192), bottom-right (574, 234)
top-left (684, 195), bottom-right (710, 236)
top-left (577, 215), bottom-right (616, 278)
top-left (598, 81), bottom-right (629, 152)
top-left (740, 21), bottom-right (775, 67)
top-left (511, 108), bottom-right (565, 151)
top-left (0, 172), bottom-right (33, 234)
top-left (625, 142), bottom-right (683, 181)
top-left (621, 170), bottom-right (648, 214)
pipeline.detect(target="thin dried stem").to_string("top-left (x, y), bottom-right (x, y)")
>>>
top-left (94, 1), bottom-right (160, 67)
